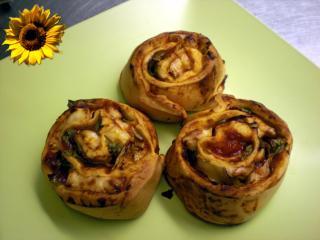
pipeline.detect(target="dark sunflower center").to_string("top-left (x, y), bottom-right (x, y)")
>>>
top-left (25, 29), bottom-right (37, 41)
top-left (19, 23), bottom-right (46, 50)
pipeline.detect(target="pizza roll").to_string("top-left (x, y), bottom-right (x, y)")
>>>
top-left (120, 31), bottom-right (226, 122)
top-left (41, 99), bottom-right (164, 219)
top-left (165, 94), bottom-right (292, 224)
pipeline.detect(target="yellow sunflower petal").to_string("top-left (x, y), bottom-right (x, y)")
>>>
top-left (9, 20), bottom-right (23, 35)
top-left (9, 17), bottom-right (23, 28)
top-left (9, 25), bottom-right (22, 36)
top-left (2, 38), bottom-right (19, 45)
top-left (45, 37), bottom-right (61, 45)
top-left (46, 32), bottom-right (62, 39)
top-left (31, 5), bottom-right (42, 23)
top-left (39, 9), bottom-right (51, 25)
top-left (44, 9), bottom-right (51, 19)
top-left (4, 5), bottom-right (64, 65)
top-left (11, 29), bottom-right (21, 37)
top-left (40, 49), bottom-right (44, 58)
top-left (46, 30), bottom-right (64, 39)
top-left (30, 9), bottom-right (37, 22)
top-left (21, 8), bottom-right (30, 15)
top-left (40, 6), bottom-right (46, 18)
top-left (37, 5), bottom-right (42, 12)
top-left (42, 45), bottom-right (53, 58)
top-left (45, 15), bottom-right (61, 28)
top-left (20, 9), bottom-right (31, 24)
top-left (47, 24), bottom-right (64, 34)
top-left (5, 29), bottom-right (15, 37)
top-left (30, 13), bottom-right (37, 24)
top-left (46, 43), bottom-right (59, 52)
top-left (28, 51), bottom-right (37, 65)
top-left (33, 50), bottom-right (42, 64)
top-left (18, 50), bottom-right (30, 64)
top-left (8, 42), bottom-right (22, 51)
top-left (30, 5), bottom-right (40, 14)
top-left (11, 46), bottom-right (24, 59)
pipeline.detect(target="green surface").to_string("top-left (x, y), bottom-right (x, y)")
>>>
top-left (0, 0), bottom-right (319, 239)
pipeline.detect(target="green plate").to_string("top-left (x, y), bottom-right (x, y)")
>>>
top-left (0, 0), bottom-right (319, 239)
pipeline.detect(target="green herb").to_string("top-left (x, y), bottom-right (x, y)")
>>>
top-left (62, 129), bottom-right (76, 146)
top-left (260, 137), bottom-right (286, 158)
top-left (270, 138), bottom-right (285, 155)
top-left (241, 107), bottom-right (253, 114)
top-left (243, 144), bottom-right (253, 157)
top-left (67, 100), bottom-right (77, 109)
top-left (93, 115), bottom-right (103, 132)
top-left (61, 129), bottom-right (84, 159)
top-left (108, 142), bottom-right (122, 154)
top-left (108, 142), bottom-right (123, 164)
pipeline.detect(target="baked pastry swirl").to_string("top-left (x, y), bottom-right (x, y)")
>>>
top-left (41, 99), bottom-right (164, 219)
top-left (165, 95), bottom-right (292, 224)
top-left (120, 31), bottom-right (226, 122)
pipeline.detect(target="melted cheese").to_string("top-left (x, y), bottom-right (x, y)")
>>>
top-left (108, 107), bottom-right (122, 119)
top-left (61, 106), bottom-right (144, 193)
top-left (65, 109), bottom-right (88, 126)
top-left (102, 125), bottom-right (131, 145)
top-left (67, 171), bottom-right (112, 192)
top-left (184, 128), bottom-right (212, 150)
top-left (75, 130), bottom-right (109, 161)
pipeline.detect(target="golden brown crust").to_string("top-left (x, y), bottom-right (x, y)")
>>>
top-left (165, 94), bottom-right (292, 224)
top-left (120, 31), bottom-right (226, 122)
top-left (41, 99), bottom-right (164, 219)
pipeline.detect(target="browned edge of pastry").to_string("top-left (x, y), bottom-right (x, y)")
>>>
top-left (165, 94), bottom-right (292, 224)
top-left (120, 30), bottom-right (226, 123)
top-left (41, 99), bottom-right (164, 219)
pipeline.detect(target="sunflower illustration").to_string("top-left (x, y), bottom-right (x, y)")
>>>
top-left (2, 5), bottom-right (65, 65)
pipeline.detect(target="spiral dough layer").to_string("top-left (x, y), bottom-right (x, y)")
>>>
top-left (165, 94), bottom-right (292, 224)
top-left (41, 99), bottom-right (164, 219)
top-left (120, 31), bottom-right (226, 122)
